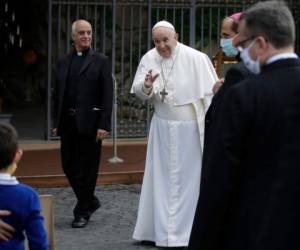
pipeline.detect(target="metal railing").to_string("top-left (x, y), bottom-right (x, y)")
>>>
top-left (47, 0), bottom-right (300, 139)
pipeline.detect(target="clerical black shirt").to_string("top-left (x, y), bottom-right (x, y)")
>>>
top-left (63, 48), bottom-right (89, 111)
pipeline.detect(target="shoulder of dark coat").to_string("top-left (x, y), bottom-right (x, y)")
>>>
top-left (227, 62), bottom-right (252, 77)
top-left (92, 50), bottom-right (109, 61)
top-left (228, 73), bottom-right (260, 97)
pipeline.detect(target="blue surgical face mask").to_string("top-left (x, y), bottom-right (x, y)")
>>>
top-left (239, 40), bottom-right (261, 75)
top-left (220, 38), bottom-right (239, 57)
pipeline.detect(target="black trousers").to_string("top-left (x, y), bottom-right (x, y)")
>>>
top-left (60, 115), bottom-right (101, 216)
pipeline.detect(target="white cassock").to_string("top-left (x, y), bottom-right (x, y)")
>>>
top-left (131, 42), bottom-right (218, 247)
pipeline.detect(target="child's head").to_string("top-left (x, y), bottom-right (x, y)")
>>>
top-left (0, 123), bottom-right (21, 171)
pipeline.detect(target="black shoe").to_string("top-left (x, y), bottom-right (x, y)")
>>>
top-left (73, 196), bottom-right (101, 217)
top-left (140, 241), bottom-right (156, 246)
top-left (71, 216), bottom-right (89, 228)
top-left (86, 197), bottom-right (101, 217)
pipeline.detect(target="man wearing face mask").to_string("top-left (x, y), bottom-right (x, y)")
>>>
top-left (203, 12), bottom-right (253, 155)
top-left (213, 12), bottom-right (252, 94)
top-left (188, 1), bottom-right (300, 250)
top-left (131, 20), bottom-right (218, 247)
top-left (219, 13), bottom-right (240, 58)
top-left (189, 12), bottom-right (253, 248)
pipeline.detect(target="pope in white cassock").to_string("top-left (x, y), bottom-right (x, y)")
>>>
top-left (131, 20), bottom-right (218, 247)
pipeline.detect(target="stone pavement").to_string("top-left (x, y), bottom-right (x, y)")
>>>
top-left (37, 185), bottom-right (186, 250)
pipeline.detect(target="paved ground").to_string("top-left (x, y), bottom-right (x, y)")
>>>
top-left (37, 185), bottom-right (186, 250)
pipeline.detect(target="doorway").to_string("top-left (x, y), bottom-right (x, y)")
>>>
top-left (0, 0), bottom-right (48, 139)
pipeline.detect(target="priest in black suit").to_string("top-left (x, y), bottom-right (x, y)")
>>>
top-left (53, 19), bottom-right (113, 228)
top-left (203, 12), bottom-right (252, 170)
top-left (189, 1), bottom-right (300, 250)
top-left (189, 12), bottom-right (252, 248)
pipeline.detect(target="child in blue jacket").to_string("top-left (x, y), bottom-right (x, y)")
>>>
top-left (0, 123), bottom-right (48, 250)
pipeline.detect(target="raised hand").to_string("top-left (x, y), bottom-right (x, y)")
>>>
top-left (144, 69), bottom-right (159, 88)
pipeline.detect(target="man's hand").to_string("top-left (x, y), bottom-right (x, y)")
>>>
top-left (96, 129), bottom-right (108, 142)
top-left (144, 69), bottom-right (159, 88)
top-left (52, 128), bottom-right (57, 136)
top-left (0, 210), bottom-right (15, 241)
top-left (212, 78), bottom-right (224, 94)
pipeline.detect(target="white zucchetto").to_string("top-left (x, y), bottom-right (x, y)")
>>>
top-left (152, 20), bottom-right (175, 31)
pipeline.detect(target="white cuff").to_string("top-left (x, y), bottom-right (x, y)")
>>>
top-left (142, 84), bottom-right (153, 95)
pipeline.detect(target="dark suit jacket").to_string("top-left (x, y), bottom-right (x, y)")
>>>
top-left (189, 61), bottom-right (251, 250)
top-left (55, 49), bottom-right (113, 135)
top-left (203, 62), bottom-right (252, 167)
top-left (189, 58), bottom-right (300, 250)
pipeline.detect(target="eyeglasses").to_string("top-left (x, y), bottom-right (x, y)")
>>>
top-left (235, 36), bottom-right (255, 49)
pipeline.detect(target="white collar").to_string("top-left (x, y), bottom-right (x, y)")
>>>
top-left (266, 52), bottom-right (298, 65)
top-left (0, 173), bottom-right (19, 185)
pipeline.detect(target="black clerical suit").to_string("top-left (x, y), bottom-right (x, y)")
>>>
top-left (189, 61), bottom-right (252, 249)
top-left (189, 62), bottom-right (253, 249)
top-left (188, 58), bottom-right (300, 250)
top-left (55, 49), bottom-right (113, 218)
top-left (203, 61), bottom-right (252, 166)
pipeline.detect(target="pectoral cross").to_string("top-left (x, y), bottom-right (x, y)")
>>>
top-left (160, 88), bottom-right (168, 103)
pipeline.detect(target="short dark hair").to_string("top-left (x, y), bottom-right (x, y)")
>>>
top-left (241, 1), bottom-right (295, 49)
top-left (0, 123), bottom-right (18, 169)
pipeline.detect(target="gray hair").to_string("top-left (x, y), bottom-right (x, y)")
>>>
top-left (71, 19), bottom-right (91, 34)
top-left (71, 22), bottom-right (77, 34)
top-left (241, 1), bottom-right (295, 49)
